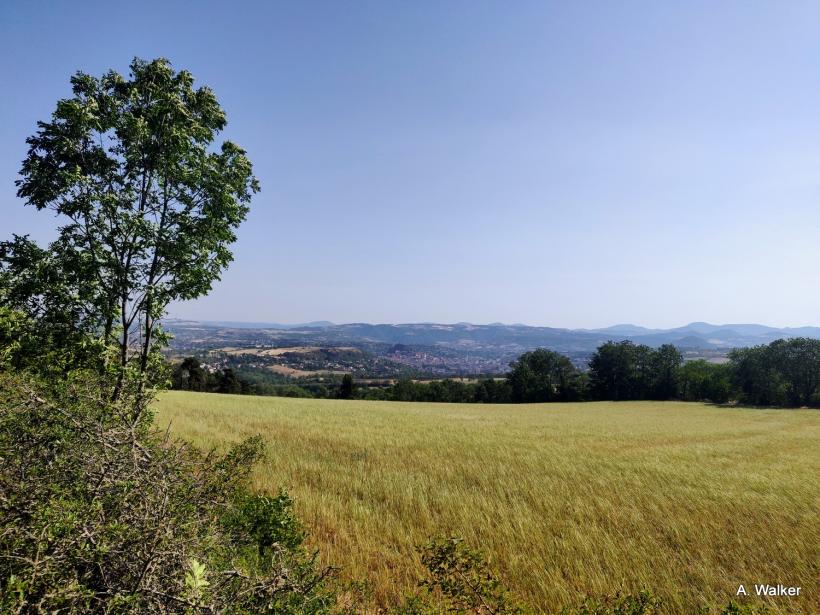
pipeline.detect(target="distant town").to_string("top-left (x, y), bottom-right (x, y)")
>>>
top-left (164, 319), bottom-right (799, 381)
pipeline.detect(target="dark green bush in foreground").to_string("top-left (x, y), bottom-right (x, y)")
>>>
top-left (0, 371), bottom-right (335, 613)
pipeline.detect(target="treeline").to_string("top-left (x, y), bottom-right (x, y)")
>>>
top-left (357, 343), bottom-right (717, 404)
top-left (171, 358), bottom-right (338, 398)
top-left (175, 338), bottom-right (820, 408)
top-left (730, 338), bottom-right (820, 406)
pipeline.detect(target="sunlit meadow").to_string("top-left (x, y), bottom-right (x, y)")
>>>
top-left (156, 392), bottom-right (819, 613)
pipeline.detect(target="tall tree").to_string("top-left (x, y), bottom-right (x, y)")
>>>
top-left (5, 58), bottom-right (259, 401)
top-left (338, 373), bottom-right (357, 399)
top-left (650, 344), bottom-right (683, 400)
top-left (506, 348), bottom-right (581, 403)
top-left (217, 368), bottom-right (243, 394)
top-left (172, 356), bottom-right (207, 391)
top-left (588, 341), bottom-right (638, 400)
top-left (729, 345), bottom-right (786, 406)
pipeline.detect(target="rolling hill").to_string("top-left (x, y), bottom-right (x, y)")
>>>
top-left (166, 318), bottom-right (820, 353)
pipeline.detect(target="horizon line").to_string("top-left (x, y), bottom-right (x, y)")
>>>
top-left (162, 317), bottom-right (820, 331)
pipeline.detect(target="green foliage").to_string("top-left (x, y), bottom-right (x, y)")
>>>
top-left (217, 367), bottom-right (243, 394)
top-left (729, 337), bottom-right (820, 406)
top-left (0, 238), bottom-right (107, 374)
top-left (709, 601), bottom-right (770, 614)
top-left (587, 342), bottom-right (686, 401)
top-left (169, 357), bottom-right (320, 398)
top-left (274, 384), bottom-right (317, 398)
top-left (172, 356), bottom-right (208, 391)
top-left (399, 537), bottom-right (524, 614)
top-left (679, 360), bottom-right (732, 404)
top-left (5, 57), bottom-right (259, 394)
top-left (0, 307), bottom-right (43, 371)
top-left (507, 348), bottom-right (584, 402)
top-left (650, 344), bottom-right (683, 399)
top-left (184, 558), bottom-right (211, 605)
top-left (588, 341), bottom-right (641, 400)
top-left (225, 490), bottom-right (305, 557)
top-left (560, 591), bottom-right (661, 615)
top-left (588, 341), bottom-right (683, 401)
top-left (0, 302), bottom-right (105, 377)
top-left (0, 371), bottom-right (334, 613)
top-left (356, 378), bottom-right (512, 404)
top-left (765, 338), bottom-right (820, 406)
top-left (472, 377), bottom-right (513, 403)
top-left (338, 373), bottom-right (357, 399)
top-left (728, 345), bottom-right (786, 406)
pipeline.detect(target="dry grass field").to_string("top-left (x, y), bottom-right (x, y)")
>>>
top-left (155, 392), bottom-right (819, 613)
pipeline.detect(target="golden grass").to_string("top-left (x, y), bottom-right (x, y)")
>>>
top-left (155, 392), bottom-right (819, 613)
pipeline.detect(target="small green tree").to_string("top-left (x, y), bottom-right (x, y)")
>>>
top-left (559, 590), bottom-right (661, 614)
top-left (3, 57), bottom-right (259, 402)
top-left (411, 537), bottom-right (523, 614)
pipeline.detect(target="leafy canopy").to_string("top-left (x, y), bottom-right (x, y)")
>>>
top-left (4, 57), bottom-right (259, 391)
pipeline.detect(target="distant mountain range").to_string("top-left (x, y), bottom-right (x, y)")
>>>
top-left (190, 320), bottom-right (336, 330)
top-left (165, 319), bottom-right (820, 353)
top-left (580, 321), bottom-right (820, 348)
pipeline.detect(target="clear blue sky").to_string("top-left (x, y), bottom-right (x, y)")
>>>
top-left (2, 1), bottom-right (819, 328)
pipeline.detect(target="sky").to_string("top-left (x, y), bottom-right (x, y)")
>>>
top-left (2, 1), bottom-right (820, 329)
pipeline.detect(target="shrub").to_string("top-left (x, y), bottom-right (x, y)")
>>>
top-left (396, 537), bottom-right (524, 614)
top-left (224, 490), bottom-right (305, 556)
top-left (560, 591), bottom-right (661, 615)
top-left (0, 371), bottom-right (335, 613)
top-left (710, 601), bottom-right (771, 614)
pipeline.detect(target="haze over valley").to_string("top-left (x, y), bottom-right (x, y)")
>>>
top-left (166, 318), bottom-right (820, 378)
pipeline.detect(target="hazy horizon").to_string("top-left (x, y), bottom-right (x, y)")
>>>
top-left (165, 316), bottom-right (820, 331)
top-left (3, 2), bottom-right (820, 329)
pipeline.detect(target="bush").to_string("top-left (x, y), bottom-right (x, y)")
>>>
top-left (560, 591), bottom-right (661, 615)
top-left (710, 601), bottom-right (770, 614)
top-left (0, 371), bottom-right (335, 613)
top-left (224, 490), bottom-right (305, 556)
top-left (395, 537), bottom-right (523, 614)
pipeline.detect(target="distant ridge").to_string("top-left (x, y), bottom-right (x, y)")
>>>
top-left (164, 319), bottom-right (820, 352)
top-left (579, 324), bottom-right (662, 336)
top-left (164, 319), bottom-right (335, 330)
